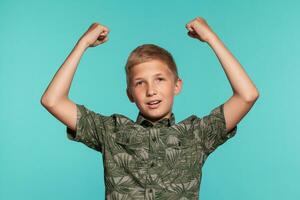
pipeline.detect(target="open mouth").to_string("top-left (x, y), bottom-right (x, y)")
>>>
top-left (146, 100), bottom-right (161, 109)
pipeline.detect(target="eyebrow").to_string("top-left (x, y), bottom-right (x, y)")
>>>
top-left (133, 73), bottom-right (165, 81)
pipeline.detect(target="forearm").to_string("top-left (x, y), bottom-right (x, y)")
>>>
top-left (41, 40), bottom-right (88, 107)
top-left (207, 34), bottom-right (259, 101)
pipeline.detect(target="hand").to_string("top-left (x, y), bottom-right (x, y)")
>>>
top-left (185, 17), bottom-right (216, 43)
top-left (79, 22), bottom-right (110, 48)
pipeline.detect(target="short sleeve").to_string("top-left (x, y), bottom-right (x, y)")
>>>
top-left (193, 103), bottom-right (238, 156)
top-left (66, 104), bottom-right (115, 153)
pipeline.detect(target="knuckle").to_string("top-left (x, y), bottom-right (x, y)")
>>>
top-left (196, 16), bottom-right (204, 22)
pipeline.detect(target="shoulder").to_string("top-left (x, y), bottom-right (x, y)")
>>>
top-left (172, 104), bottom-right (224, 130)
top-left (171, 115), bottom-right (199, 132)
top-left (77, 104), bottom-right (134, 127)
top-left (177, 115), bottom-right (199, 124)
top-left (109, 113), bottom-right (135, 126)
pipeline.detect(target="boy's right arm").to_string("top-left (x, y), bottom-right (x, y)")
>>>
top-left (40, 22), bottom-right (110, 131)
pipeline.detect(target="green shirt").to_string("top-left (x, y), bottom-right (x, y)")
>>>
top-left (66, 103), bottom-right (237, 200)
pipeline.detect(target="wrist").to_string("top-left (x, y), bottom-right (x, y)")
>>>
top-left (206, 32), bottom-right (218, 45)
top-left (76, 39), bottom-right (89, 50)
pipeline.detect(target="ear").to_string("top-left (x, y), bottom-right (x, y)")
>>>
top-left (174, 78), bottom-right (183, 95)
top-left (126, 87), bottom-right (135, 103)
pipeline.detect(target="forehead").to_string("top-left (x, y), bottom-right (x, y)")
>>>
top-left (130, 60), bottom-right (173, 78)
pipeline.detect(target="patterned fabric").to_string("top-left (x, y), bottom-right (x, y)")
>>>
top-left (66, 103), bottom-right (237, 200)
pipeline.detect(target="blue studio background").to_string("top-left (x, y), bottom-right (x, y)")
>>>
top-left (0, 0), bottom-right (299, 199)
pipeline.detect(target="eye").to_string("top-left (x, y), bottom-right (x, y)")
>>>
top-left (157, 77), bottom-right (165, 82)
top-left (135, 81), bottom-right (144, 86)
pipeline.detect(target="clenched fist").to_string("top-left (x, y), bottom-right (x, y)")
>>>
top-left (79, 22), bottom-right (110, 48)
top-left (185, 17), bottom-right (216, 43)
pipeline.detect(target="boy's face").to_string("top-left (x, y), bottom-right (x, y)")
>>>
top-left (126, 59), bottom-right (182, 123)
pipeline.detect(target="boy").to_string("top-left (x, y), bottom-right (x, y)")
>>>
top-left (41, 17), bottom-right (259, 199)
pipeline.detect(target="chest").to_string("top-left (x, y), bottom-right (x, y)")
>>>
top-left (104, 126), bottom-right (204, 172)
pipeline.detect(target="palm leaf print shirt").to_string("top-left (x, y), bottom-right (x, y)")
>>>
top-left (66, 103), bottom-right (237, 200)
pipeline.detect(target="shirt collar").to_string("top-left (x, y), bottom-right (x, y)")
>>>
top-left (136, 112), bottom-right (175, 128)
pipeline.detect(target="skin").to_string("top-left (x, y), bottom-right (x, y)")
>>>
top-left (126, 60), bottom-right (183, 123)
top-left (40, 22), bottom-right (110, 131)
top-left (185, 17), bottom-right (259, 132)
top-left (80, 22), bottom-right (110, 48)
top-left (41, 17), bottom-right (259, 133)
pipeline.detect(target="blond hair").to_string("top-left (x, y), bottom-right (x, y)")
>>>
top-left (125, 44), bottom-right (179, 86)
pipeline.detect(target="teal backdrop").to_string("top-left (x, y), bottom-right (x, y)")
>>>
top-left (0, 0), bottom-right (299, 199)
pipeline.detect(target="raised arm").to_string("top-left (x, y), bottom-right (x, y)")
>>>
top-left (40, 22), bottom-right (110, 131)
top-left (185, 17), bottom-right (259, 132)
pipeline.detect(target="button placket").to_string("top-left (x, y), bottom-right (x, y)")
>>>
top-left (145, 187), bottom-right (155, 200)
top-left (150, 161), bottom-right (155, 168)
top-left (148, 128), bottom-right (159, 170)
top-left (149, 128), bottom-right (159, 145)
top-left (146, 128), bottom-right (159, 199)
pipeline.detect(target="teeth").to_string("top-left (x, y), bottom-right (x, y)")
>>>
top-left (148, 100), bottom-right (160, 105)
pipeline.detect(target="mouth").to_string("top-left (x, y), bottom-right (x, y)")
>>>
top-left (146, 100), bottom-right (162, 109)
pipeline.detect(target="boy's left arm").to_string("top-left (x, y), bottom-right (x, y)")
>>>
top-left (186, 17), bottom-right (260, 133)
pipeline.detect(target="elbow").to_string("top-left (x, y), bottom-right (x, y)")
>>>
top-left (40, 95), bottom-right (68, 108)
top-left (244, 90), bottom-right (260, 102)
top-left (40, 96), bottom-right (55, 108)
top-left (40, 95), bottom-right (46, 105)
top-left (40, 96), bottom-right (49, 107)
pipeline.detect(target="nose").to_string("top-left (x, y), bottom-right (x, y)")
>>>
top-left (146, 83), bottom-right (157, 96)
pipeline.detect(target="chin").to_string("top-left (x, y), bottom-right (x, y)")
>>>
top-left (143, 109), bottom-right (170, 121)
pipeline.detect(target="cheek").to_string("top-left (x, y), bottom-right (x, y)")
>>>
top-left (132, 88), bottom-right (145, 101)
top-left (161, 84), bottom-right (176, 97)
top-left (164, 84), bottom-right (175, 96)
